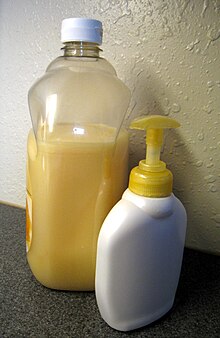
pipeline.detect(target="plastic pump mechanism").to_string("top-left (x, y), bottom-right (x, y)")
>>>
top-left (129, 115), bottom-right (180, 198)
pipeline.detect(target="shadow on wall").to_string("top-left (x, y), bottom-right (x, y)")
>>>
top-left (127, 67), bottom-right (205, 249)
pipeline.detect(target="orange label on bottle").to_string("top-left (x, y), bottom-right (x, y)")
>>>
top-left (26, 192), bottom-right (32, 253)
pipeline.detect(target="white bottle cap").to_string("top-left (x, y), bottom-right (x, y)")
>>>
top-left (61, 18), bottom-right (103, 45)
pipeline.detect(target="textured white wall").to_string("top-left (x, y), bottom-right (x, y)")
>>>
top-left (0, 0), bottom-right (219, 254)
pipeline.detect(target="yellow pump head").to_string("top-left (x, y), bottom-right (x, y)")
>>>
top-left (129, 115), bottom-right (180, 197)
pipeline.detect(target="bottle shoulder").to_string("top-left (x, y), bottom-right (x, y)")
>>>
top-left (98, 189), bottom-right (187, 246)
top-left (101, 189), bottom-right (186, 228)
top-left (46, 56), bottom-right (117, 76)
top-left (122, 189), bottom-right (182, 218)
top-left (28, 55), bottom-right (130, 99)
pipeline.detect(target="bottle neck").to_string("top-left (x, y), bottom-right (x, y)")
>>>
top-left (62, 42), bottom-right (101, 58)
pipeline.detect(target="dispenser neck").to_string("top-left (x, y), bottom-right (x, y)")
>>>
top-left (129, 115), bottom-right (180, 197)
top-left (145, 128), bottom-right (163, 166)
top-left (62, 42), bottom-right (101, 58)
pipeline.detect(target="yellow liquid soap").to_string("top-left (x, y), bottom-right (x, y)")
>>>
top-left (26, 124), bottom-right (128, 290)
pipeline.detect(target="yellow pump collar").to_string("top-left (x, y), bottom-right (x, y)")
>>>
top-left (129, 115), bottom-right (180, 197)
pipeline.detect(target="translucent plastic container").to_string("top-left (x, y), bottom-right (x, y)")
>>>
top-left (26, 18), bottom-right (130, 290)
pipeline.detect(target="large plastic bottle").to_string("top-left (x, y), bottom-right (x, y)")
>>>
top-left (95, 115), bottom-right (187, 331)
top-left (26, 18), bottom-right (130, 291)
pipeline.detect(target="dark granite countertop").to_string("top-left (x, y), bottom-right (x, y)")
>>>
top-left (1, 203), bottom-right (220, 337)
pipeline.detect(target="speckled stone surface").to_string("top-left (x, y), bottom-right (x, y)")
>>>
top-left (1, 203), bottom-right (220, 337)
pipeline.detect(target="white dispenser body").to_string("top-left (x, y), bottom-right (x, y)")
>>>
top-left (95, 189), bottom-right (187, 331)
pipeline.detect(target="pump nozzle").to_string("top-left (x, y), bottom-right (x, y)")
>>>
top-left (129, 115), bottom-right (180, 197)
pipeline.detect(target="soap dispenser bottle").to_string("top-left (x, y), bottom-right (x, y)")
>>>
top-left (95, 115), bottom-right (187, 331)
